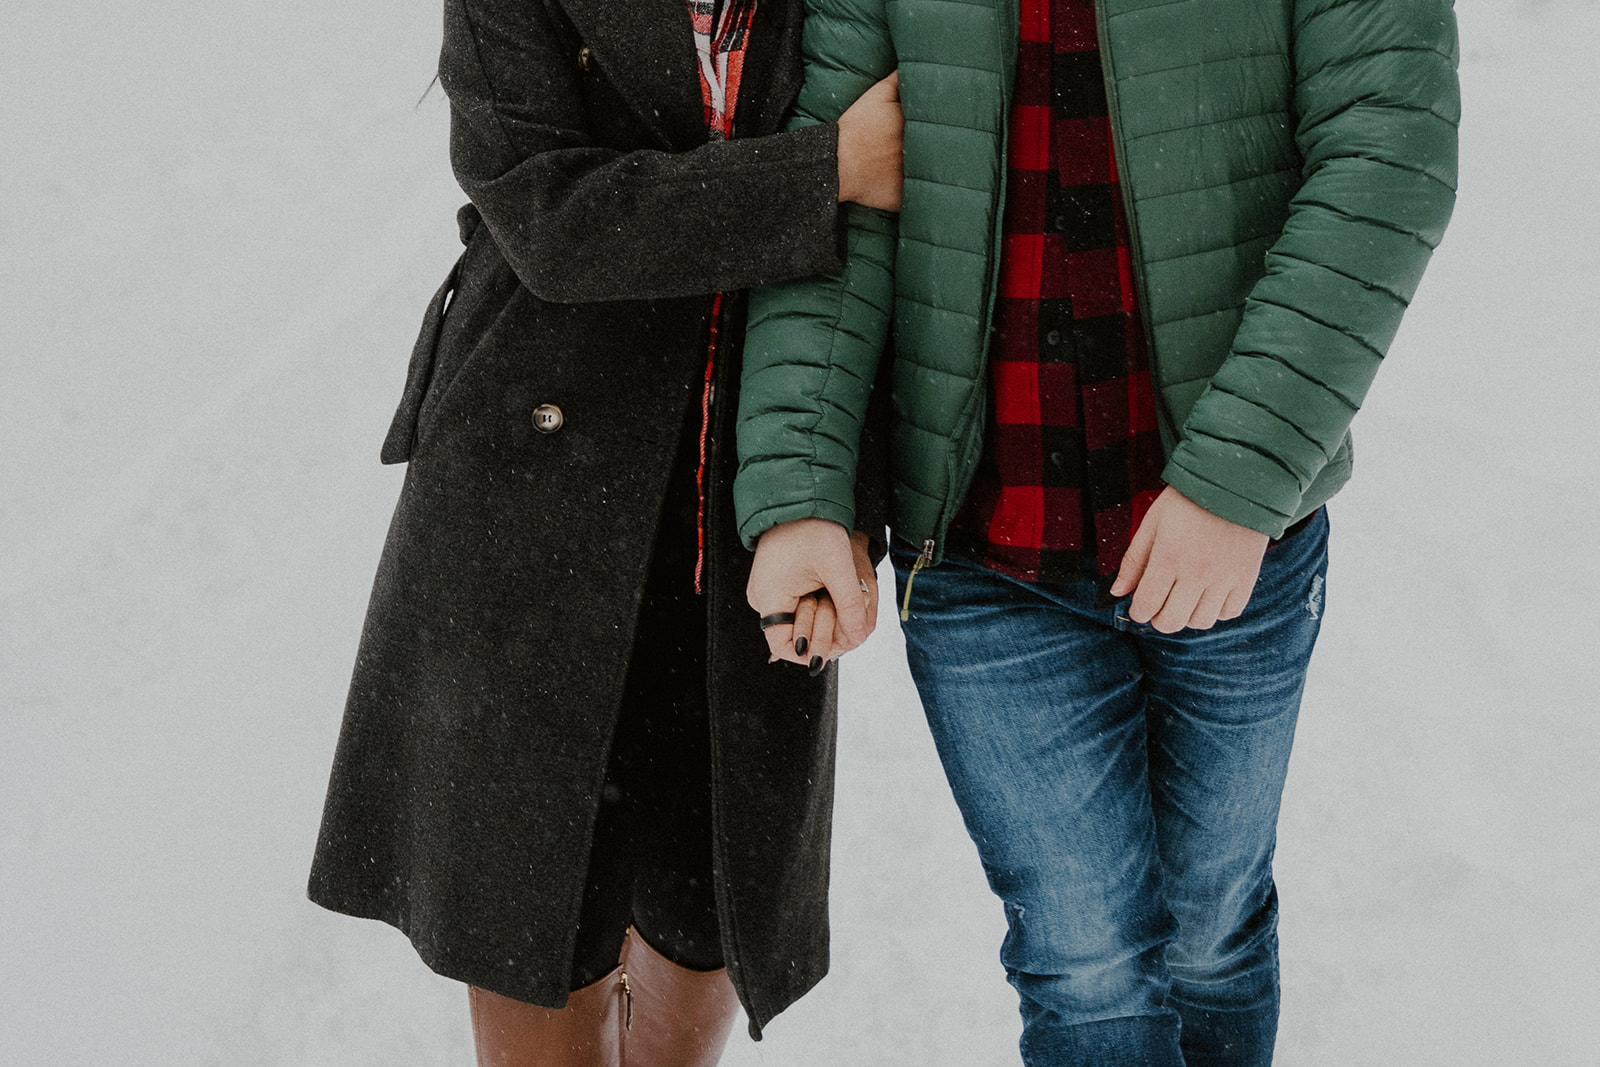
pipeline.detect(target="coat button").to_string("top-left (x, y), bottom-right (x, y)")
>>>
top-left (532, 404), bottom-right (564, 433)
top-left (577, 45), bottom-right (593, 72)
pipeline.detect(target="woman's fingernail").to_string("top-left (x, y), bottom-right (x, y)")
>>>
top-left (808, 655), bottom-right (824, 676)
top-left (794, 635), bottom-right (809, 657)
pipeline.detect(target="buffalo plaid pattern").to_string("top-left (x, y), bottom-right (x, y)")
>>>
top-left (948, 0), bottom-right (1164, 582)
top-left (688, 0), bottom-right (757, 140)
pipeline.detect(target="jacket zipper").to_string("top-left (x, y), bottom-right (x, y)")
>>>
top-left (898, 539), bottom-right (937, 621)
top-left (904, 0), bottom-right (1018, 623)
top-left (1095, 0), bottom-right (1168, 448)
top-left (619, 969), bottom-right (634, 1030)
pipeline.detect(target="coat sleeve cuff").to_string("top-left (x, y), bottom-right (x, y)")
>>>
top-left (737, 497), bottom-right (857, 551)
top-left (1159, 458), bottom-right (1295, 540)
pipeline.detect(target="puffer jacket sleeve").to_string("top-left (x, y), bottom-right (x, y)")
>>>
top-left (441, 0), bottom-right (844, 303)
top-left (732, 0), bottom-right (898, 547)
top-left (1159, 0), bottom-right (1460, 537)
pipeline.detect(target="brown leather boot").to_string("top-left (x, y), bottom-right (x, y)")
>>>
top-left (618, 927), bottom-right (741, 1067)
top-left (469, 968), bottom-right (626, 1067)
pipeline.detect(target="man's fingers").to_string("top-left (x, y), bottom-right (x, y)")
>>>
top-left (791, 593), bottom-right (820, 661)
top-left (809, 597), bottom-right (837, 671)
top-left (848, 531), bottom-right (879, 642)
top-left (1187, 585), bottom-right (1230, 632)
top-left (819, 554), bottom-right (870, 645)
top-left (1126, 558), bottom-right (1173, 624)
top-left (1218, 586), bottom-right (1252, 622)
top-left (1111, 520), bottom-right (1155, 599)
top-left (762, 621), bottom-right (796, 664)
top-left (1150, 578), bottom-right (1201, 634)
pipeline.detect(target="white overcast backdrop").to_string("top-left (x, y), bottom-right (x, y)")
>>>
top-left (2, 2), bottom-right (1596, 1063)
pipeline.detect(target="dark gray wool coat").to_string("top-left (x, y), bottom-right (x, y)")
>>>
top-left (308, 0), bottom-right (882, 1037)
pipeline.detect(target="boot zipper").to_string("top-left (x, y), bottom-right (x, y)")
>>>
top-left (898, 539), bottom-right (936, 621)
top-left (619, 969), bottom-right (634, 1031)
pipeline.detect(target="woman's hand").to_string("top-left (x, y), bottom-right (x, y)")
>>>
top-left (749, 519), bottom-right (878, 672)
top-left (836, 71), bottom-right (903, 212)
top-left (1110, 486), bottom-right (1270, 633)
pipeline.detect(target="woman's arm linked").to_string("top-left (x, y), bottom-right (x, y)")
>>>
top-left (440, 0), bottom-right (901, 303)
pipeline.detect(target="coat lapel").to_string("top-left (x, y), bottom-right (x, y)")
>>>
top-left (555, 0), bottom-right (707, 149)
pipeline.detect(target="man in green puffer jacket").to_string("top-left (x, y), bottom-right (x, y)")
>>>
top-left (736, 0), bottom-right (1458, 1063)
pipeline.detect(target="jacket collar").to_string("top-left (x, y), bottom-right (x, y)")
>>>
top-left (555, 0), bottom-right (706, 150)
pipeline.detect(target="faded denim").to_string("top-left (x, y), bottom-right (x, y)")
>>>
top-left (892, 510), bottom-right (1329, 1066)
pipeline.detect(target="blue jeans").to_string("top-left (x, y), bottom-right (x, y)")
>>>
top-left (892, 510), bottom-right (1329, 1067)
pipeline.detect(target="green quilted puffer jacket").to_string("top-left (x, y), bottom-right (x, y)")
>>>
top-left (734, 0), bottom-right (1460, 564)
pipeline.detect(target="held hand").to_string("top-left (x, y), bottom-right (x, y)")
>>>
top-left (1110, 486), bottom-right (1269, 634)
top-left (837, 71), bottom-right (903, 212)
top-left (749, 520), bottom-right (877, 671)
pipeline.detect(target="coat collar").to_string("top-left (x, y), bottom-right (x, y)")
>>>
top-left (554, 0), bottom-right (707, 150)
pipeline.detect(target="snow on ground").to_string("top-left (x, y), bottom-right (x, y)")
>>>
top-left (2, 1), bottom-right (1596, 1063)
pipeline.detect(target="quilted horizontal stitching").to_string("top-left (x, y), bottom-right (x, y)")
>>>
top-left (1228, 347), bottom-right (1363, 411)
top-left (894, 237), bottom-right (987, 261)
top-left (904, 115), bottom-right (1003, 135)
top-left (897, 409), bottom-right (967, 438)
top-left (1136, 166), bottom-right (1298, 203)
top-left (1123, 109), bottom-right (1291, 145)
top-left (905, 0), bottom-right (1008, 9)
top-left (1265, 249), bottom-right (1410, 305)
top-left (893, 480), bottom-right (943, 506)
top-left (1150, 302), bottom-right (1245, 328)
top-left (1300, 96), bottom-right (1459, 140)
top-left (1244, 296), bottom-right (1385, 362)
top-left (1296, 0), bottom-right (1374, 28)
top-left (1101, 51), bottom-right (1282, 81)
top-left (899, 57), bottom-right (1006, 77)
top-left (1297, 45), bottom-right (1459, 83)
top-left (895, 353), bottom-right (981, 379)
top-left (1140, 228), bottom-right (1281, 266)
top-left (1179, 429), bottom-right (1303, 483)
top-left (1304, 102), bottom-right (1462, 139)
top-left (1204, 383), bottom-right (1338, 459)
top-left (1104, 0), bottom-right (1190, 21)
top-left (903, 173), bottom-right (993, 194)
top-left (1291, 194), bottom-right (1449, 248)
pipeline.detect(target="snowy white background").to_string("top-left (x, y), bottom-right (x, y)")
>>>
top-left (2, 1), bottom-right (1596, 1063)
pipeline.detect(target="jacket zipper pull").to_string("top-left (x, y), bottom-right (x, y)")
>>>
top-left (619, 970), bottom-right (634, 1031)
top-left (898, 539), bottom-right (936, 621)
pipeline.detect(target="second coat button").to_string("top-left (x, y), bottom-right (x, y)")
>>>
top-left (532, 404), bottom-right (564, 433)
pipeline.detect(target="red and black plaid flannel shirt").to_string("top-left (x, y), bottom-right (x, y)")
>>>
top-left (948, 0), bottom-right (1165, 583)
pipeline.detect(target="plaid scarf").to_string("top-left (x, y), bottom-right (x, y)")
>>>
top-left (685, 0), bottom-right (757, 591)
top-left (687, 0), bottom-right (757, 140)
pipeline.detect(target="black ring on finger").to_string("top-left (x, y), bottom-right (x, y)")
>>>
top-left (758, 612), bottom-right (797, 631)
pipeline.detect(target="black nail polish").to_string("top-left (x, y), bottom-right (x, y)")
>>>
top-left (794, 635), bottom-right (809, 657)
top-left (808, 655), bottom-right (824, 676)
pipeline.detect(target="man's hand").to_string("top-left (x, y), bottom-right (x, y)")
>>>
top-left (749, 519), bottom-right (877, 670)
top-left (1110, 486), bottom-right (1269, 634)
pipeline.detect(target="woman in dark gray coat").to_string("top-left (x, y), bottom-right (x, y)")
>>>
top-left (306, 0), bottom-right (901, 1062)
